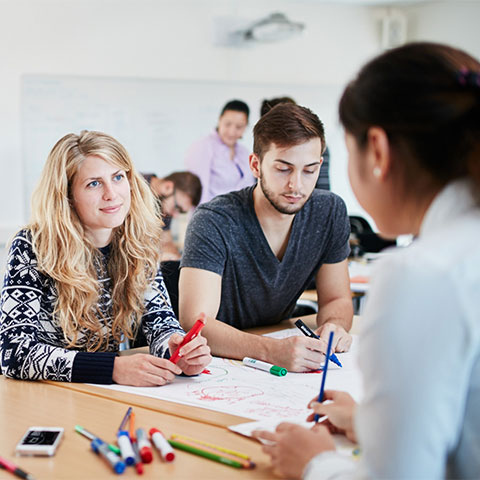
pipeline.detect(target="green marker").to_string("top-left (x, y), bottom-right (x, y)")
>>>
top-left (74, 425), bottom-right (121, 455)
top-left (242, 357), bottom-right (287, 376)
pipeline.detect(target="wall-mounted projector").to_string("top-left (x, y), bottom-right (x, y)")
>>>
top-left (214, 13), bottom-right (305, 47)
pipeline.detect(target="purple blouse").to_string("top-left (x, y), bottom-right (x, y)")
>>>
top-left (184, 130), bottom-right (255, 204)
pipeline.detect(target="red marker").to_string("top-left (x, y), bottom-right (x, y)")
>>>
top-left (135, 428), bottom-right (153, 464)
top-left (170, 313), bottom-right (206, 364)
top-left (150, 428), bottom-right (175, 462)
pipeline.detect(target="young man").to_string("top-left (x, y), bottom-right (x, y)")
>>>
top-left (142, 171), bottom-right (202, 261)
top-left (179, 104), bottom-right (353, 372)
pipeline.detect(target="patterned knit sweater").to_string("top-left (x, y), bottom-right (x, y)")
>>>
top-left (0, 230), bottom-right (184, 383)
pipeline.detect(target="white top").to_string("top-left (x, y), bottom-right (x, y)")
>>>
top-left (305, 179), bottom-right (480, 479)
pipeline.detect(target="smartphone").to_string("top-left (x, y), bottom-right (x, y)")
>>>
top-left (15, 427), bottom-right (64, 456)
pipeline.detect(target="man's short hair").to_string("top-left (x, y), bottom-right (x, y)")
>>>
top-left (253, 103), bottom-right (326, 160)
top-left (163, 171), bottom-right (202, 206)
top-left (260, 96), bottom-right (296, 117)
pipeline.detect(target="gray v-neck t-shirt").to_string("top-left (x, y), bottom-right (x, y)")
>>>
top-left (181, 186), bottom-right (350, 329)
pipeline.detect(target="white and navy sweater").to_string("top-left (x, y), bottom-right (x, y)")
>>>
top-left (0, 230), bottom-right (184, 383)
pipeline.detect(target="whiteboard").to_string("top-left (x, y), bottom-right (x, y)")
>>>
top-left (21, 74), bottom-right (346, 214)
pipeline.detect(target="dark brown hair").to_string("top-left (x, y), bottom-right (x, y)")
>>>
top-left (220, 100), bottom-right (249, 120)
top-left (260, 96), bottom-right (296, 117)
top-left (163, 171), bottom-right (202, 206)
top-left (253, 103), bottom-right (325, 160)
top-left (339, 42), bottom-right (480, 192)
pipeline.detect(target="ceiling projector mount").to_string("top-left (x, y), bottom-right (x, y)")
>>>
top-left (214, 13), bottom-right (305, 46)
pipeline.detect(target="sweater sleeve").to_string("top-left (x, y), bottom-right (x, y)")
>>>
top-left (0, 232), bottom-right (116, 384)
top-left (142, 266), bottom-right (185, 358)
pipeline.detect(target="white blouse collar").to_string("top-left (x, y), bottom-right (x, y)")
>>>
top-left (420, 178), bottom-right (478, 237)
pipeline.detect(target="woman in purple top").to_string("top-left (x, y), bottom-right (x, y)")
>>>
top-left (184, 99), bottom-right (255, 204)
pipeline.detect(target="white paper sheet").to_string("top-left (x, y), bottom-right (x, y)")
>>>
top-left (91, 333), bottom-right (362, 422)
top-left (228, 418), bottom-right (358, 457)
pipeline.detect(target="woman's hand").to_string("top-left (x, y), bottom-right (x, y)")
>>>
top-left (168, 333), bottom-right (211, 376)
top-left (112, 353), bottom-right (182, 386)
top-left (253, 423), bottom-right (335, 479)
top-left (307, 390), bottom-right (357, 443)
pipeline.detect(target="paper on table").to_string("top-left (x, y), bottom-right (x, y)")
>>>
top-left (89, 333), bottom-right (361, 422)
top-left (228, 418), bottom-right (358, 456)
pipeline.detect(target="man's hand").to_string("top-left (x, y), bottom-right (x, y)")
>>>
top-left (308, 390), bottom-right (357, 443)
top-left (112, 354), bottom-right (182, 386)
top-left (316, 322), bottom-right (352, 352)
top-left (253, 423), bottom-right (335, 479)
top-left (168, 333), bottom-right (212, 376)
top-left (269, 336), bottom-right (328, 372)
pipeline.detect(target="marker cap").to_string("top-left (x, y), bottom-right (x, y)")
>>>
top-left (269, 365), bottom-right (287, 376)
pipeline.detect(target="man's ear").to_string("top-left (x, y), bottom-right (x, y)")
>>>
top-left (249, 153), bottom-right (261, 179)
top-left (366, 127), bottom-right (391, 180)
top-left (160, 180), bottom-right (175, 197)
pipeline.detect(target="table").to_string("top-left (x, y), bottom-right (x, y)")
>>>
top-left (0, 377), bottom-right (272, 479)
top-left (0, 314), bottom-right (359, 479)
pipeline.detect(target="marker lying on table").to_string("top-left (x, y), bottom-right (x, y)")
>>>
top-left (150, 428), bottom-right (175, 462)
top-left (314, 330), bottom-right (334, 423)
top-left (91, 438), bottom-right (126, 474)
top-left (75, 425), bottom-right (121, 455)
top-left (135, 429), bottom-right (153, 464)
top-left (128, 410), bottom-right (144, 475)
top-left (242, 357), bottom-right (287, 376)
top-left (294, 319), bottom-right (342, 367)
top-left (170, 313), bottom-right (206, 364)
top-left (117, 407), bottom-right (135, 466)
top-left (0, 455), bottom-right (36, 480)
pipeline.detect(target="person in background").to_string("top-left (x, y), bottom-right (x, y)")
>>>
top-left (0, 131), bottom-right (211, 386)
top-left (142, 171), bottom-right (202, 260)
top-left (185, 99), bottom-right (255, 204)
top-left (179, 103), bottom-right (353, 373)
top-left (254, 42), bottom-right (480, 479)
top-left (261, 96), bottom-right (331, 190)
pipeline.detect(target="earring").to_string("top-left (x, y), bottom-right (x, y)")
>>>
top-left (373, 167), bottom-right (381, 178)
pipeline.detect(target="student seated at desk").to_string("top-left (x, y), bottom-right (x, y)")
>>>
top-left (142, 171), bottom-right (202, 261)
top-left (179, 104), bottom-right (353, 372)
top-left (0, 131), bottom-right (211, 386)
top-left (254, 42), bottom-right (480, 478)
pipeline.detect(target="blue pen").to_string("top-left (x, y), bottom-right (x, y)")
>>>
top-left (117, 407), bottom-right (135, 466)
top-left (91, 438), bottom-right (126, 474)
top-left (294, 319), bottom-right (342, 367)
top-left (314, 330), bottom-right (334, 422)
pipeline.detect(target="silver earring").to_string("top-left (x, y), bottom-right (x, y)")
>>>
top-left (373, 167), bottom-right (381, 178)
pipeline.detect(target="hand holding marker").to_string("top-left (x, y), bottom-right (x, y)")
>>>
top-left (294, 319), bottom-right (342, 368)
top-left (170, 313), bottom-right (206, 364)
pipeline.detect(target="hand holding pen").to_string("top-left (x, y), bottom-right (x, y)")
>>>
top-left (168, 313), bottom-right (212, 376)
top-left (295, 319), bottom-right (342, 367)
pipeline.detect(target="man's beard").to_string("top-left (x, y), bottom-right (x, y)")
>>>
top-left (259, 175), bottom-right (311, 215)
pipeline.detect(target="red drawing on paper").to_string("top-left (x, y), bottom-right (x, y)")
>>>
top-left (192, 386), bottom-right (264, 404)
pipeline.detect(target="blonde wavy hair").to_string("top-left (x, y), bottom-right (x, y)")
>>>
top-left (28, 130), bottom-right (164, 350)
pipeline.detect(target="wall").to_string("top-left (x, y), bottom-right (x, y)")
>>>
top-left (1, 0), bottom-right (479, 243)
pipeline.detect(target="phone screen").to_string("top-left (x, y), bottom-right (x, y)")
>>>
top-left (21, 430), bottom-right (61, 446)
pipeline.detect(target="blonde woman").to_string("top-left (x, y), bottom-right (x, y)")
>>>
top-left (0, 131), bottom-right (211, 386)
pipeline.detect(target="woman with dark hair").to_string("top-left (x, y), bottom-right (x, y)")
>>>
top-left (185, 99), bottom-right (255, 204)
top-left (255, 42), bottom-right (480, 479)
